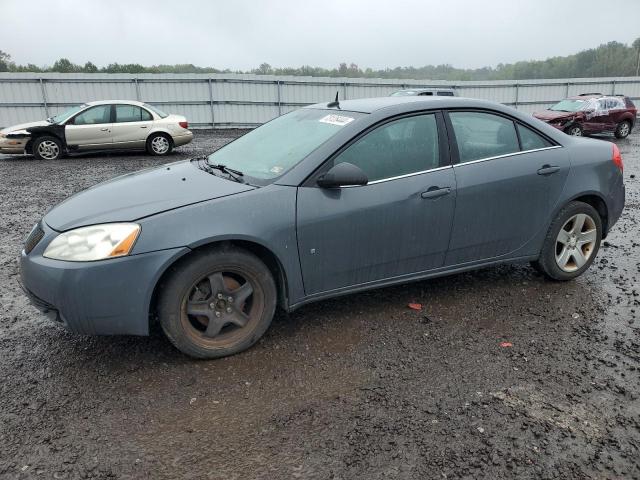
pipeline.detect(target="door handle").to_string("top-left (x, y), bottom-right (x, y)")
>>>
top-left (140, 125), bottom-right (148, 128)
top-left (537, 165), bottom-right (560, 175)
top-left (100, 128), bottom-right (110, 132)
top-left (421, 186), bottom-right (451, 199)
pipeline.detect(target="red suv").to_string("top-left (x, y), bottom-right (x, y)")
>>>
top-left (533, 93), bottom-right (636, 138)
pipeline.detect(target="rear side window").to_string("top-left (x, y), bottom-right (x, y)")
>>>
top-left (449, 111), bottom-right (519, 163)
top-left (115, 105), bottom-right (152, 123)
top-left (517, 124), bottom-right (552, 151)
top-left (333, 114), bottom-right (440, 182)
top-left (437, 91), bottom-right (455, 96)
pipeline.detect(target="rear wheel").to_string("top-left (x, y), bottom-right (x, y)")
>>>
top-left (32, 136), bottom-right (62, 160)
top-left (565, 124), bottom-right (583, 137)
top-left (146, 133), bottom-right (172, 156)
top-left (614, 120), bottom-right (631, 139)
top-left (158, 247), bottom-right (277, 359)
top-left (532, 201), bottom-right (602, 281)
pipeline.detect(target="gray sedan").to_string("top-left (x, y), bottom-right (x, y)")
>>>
top-left (19, 96), bottom-right (625, 358)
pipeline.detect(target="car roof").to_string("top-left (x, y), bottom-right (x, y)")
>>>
top-left (85, 100), bottom-right (146, 107)
top-left (568, 93), bottom-right (628, 100)
top-left (395, 87), bottom-right (454, 93)
top-left (305, 96), bottom-right (506, 114)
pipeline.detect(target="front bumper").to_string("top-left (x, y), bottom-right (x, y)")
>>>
top-left (19, 222), bottom-right (189, 336)
top-left (0, 145), bottom-right (26, 154)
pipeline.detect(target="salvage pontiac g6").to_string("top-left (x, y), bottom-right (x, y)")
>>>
top-left (19, 97), bottom-right (625, 358)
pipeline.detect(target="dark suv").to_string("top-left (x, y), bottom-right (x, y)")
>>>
top-left (533, 93), bottom-right (636, 138)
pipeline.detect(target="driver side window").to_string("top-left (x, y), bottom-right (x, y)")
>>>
top-left (71, 105), bottom-right (111, 125)
top-left (332, 114), bottom-right (440, 182)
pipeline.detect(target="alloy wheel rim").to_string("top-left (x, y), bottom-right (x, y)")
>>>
top-left (619, 123), bottom-right (630, 136)
top-left (151, 136), bottom-right (169, 154)
top-left (37, 140), bottom-right (59, 160)
top-left (555, 213), bottom-right (597, 272)
top-left (569, 127), bottom-right (582, 136)
top-left (181, 270), bottom-right (261, 344)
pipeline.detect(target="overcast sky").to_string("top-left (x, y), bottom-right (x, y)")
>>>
top-left (2, 0), bottom-right (639, 71)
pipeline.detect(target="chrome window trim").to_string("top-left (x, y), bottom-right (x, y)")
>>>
top-left (454, 145), bottom-right (562, 168)
top-left (341, 165), bottom-right (452, 188)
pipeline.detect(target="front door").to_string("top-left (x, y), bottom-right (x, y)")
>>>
top-left (297, 112), bottom-right (456, 295)
top-left (444, 110), bottom-right (570, 266)
top-left (64, 104), bottom-right (113, 149)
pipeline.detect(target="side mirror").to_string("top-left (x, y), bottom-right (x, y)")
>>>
top-left (317, 162), bottom-right (368, 188)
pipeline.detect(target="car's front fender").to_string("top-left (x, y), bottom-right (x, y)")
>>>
top-left (132, 184), bottom-right (306, 306)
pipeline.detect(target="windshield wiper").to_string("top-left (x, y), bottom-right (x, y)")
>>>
top-left (208, 163), bottom-right (245, 183)
top-left (192, 156), bottom-right (245, 183)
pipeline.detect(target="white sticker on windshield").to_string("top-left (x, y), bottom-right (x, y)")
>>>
top-left (319, 114), bottom-right (355, 127)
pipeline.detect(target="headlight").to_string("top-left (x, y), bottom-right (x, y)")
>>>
top-left (43, 223), bottom-right (140, 261)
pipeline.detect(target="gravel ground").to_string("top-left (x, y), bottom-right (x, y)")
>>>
top-left (0, 129), bottom-right (638, 480)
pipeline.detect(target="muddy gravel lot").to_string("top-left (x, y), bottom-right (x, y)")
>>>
top-left (0, 129), bottom-right (639, 480)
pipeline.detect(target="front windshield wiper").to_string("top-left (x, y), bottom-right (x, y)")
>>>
top-left (208, 163), bottom-right (244, 181)
top-left (192, 156), bottom-right (245, 183)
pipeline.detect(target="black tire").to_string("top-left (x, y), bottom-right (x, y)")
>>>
top-left (146, 133), bottom-right (173, 156)
top-left (614, 120), bottom-right (631, 139)
top-left (32, 135), bottom-right (62, 160)
top-left (157, 247), bottom-right (277, 359)
top-left (533, 201), bottom-right (602, 281)
top-left (564, 124), bottom-right (583, 137)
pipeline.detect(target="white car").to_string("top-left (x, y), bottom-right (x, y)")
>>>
top-left (0, 100), bottom-right (193, 160)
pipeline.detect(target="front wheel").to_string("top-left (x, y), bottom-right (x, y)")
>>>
top-left (614, 120), bottom-right (631, 139)
top-left (532, 201), bottom-right (602, 281)
top-left (32, 136), bottom-right (63, 160)
top-left (146, 133), bottom-right (173, 156)
top-left (158, 247), bottom-right (277, 359)
top-left (565, 124), bottom-right (583, 137)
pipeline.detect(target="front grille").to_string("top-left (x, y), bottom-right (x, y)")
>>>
top-left (24, 223), bottom-right (44, 254)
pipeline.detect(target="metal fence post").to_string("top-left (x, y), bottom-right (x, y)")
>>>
top-left (276, 80), bottom-right (282, 116)
top-left (566, 82), bottom-right (570, 97)
top-left (134, 78), bottom-right (141, 101)
top-left (343, 82), bottom-right (348, 100)
top-left (514, 83), bottom-right (519, 109)
top-left (611, 80), bottom-right (616, 95)
top-left (39, 78), bottom-right (49, 118)
top-left (208, 78), bottom-right (215, 128)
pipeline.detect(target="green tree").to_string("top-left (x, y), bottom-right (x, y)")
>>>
top-left (52, 58), bottom-right (79, 73)
top-left (0, 50), bottom-right (14, 72)
top-left (254, 63), bottom-right (273, 75)
top-left (83, 61), bottom-right (98, 73)
top-left (633, 37), bottom-right (640, 77)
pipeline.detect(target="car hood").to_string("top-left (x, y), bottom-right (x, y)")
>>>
top-left (533, 110), bottom-right (577, 121)
top-left (44, 160), bottom-right (255, 231)
top-left (1, 120), bottom-right (49, 135)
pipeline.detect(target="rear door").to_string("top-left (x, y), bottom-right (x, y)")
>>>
top-left (444, 110), bottom-right (569, 266)
top-left (296, 112), bottom-right (456, 295)
top-left (583, 98), bottom-right (608, 133)
top-left (64, 105), bottom-right (113, 149)
top-left (111, 104), bottom-right (154, 147)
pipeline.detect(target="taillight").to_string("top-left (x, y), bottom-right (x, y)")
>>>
top-left (179, 121), bottom-right (188, 129)
top-left (612, 143), bottom-right (623, 172)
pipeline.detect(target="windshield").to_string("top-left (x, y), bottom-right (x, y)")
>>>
top-left (549, 99), bottom-right (587, 112)
top-left (143, 103), bottom-right (168, 118)
top-left (207, 108), bottom-right (365, 184)
top-left (50, 104), bottom-right (87, 123)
